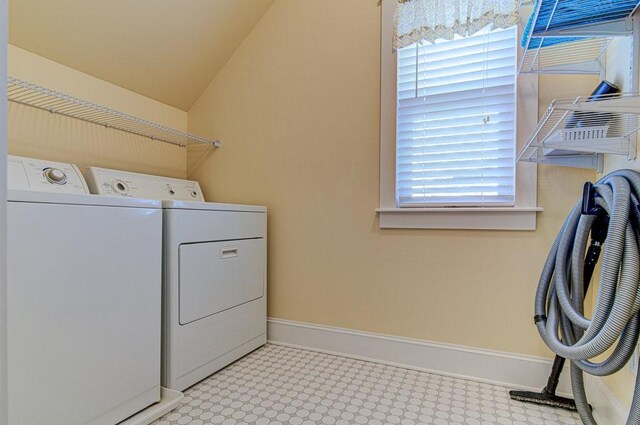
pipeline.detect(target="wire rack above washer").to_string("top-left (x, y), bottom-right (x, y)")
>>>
top-left (519, 0), bottom-right (640, 74)
top-left (7, 77), bottom-right (221, 148)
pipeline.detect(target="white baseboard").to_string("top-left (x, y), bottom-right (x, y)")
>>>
top-left (267, 318), bottom-right (626, 424)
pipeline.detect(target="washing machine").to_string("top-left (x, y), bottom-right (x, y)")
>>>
top-left (7, 155), bottom-right (163, 425)
top-left (85, 167), bottom-right (267, 391)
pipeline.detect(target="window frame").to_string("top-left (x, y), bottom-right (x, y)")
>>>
top-left (378, 0), bottom-right (542, 230)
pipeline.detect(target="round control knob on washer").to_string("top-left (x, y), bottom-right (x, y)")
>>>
top-left (43, 168), bottom-right (67, 185)
top-left (190, 190), bottom-right (198, 198)
top-left (112, 180), bottom-right (129, 194)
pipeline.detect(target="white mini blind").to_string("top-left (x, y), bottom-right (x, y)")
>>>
top-left (396, 26), bottom-right (517, 207)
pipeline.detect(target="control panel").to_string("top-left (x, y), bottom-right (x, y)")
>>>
top-left (8, 155), bottom-right (90, 194)
top-left (85, 167), bottom-right (205, 202)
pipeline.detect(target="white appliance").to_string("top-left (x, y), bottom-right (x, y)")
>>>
top-left (85, 167), bottom-right (267, 391)
top-left (7, 155), bottom-right (163, 425)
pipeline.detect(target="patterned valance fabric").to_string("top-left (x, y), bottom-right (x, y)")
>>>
top-left (393, 0), bottom-right (519, 49)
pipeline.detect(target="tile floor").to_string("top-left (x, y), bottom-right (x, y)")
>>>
top-left (152, 344), bottom-right (581, 425)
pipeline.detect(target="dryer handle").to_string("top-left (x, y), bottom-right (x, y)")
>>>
top-left (220, 247), bottom-right (239, 259)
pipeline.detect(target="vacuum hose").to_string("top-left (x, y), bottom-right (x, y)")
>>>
top-left (535, 169), bottom-right (640, 424)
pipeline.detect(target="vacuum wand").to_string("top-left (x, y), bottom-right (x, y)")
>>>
top-left (508, 184), bottom-right (608, 411)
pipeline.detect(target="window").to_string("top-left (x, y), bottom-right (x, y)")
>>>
top-left (378, 0), bottom-right (540, 230)
top-left (397, 27), bottom-right (517, 207)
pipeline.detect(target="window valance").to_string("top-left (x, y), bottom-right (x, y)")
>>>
top-left (393, 0), bottom-right (519, 49)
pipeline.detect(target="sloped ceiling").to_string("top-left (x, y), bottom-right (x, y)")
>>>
top-left (9, 0), bottom-right (275, 110)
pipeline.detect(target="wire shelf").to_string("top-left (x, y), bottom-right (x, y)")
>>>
top-left (520, 37), bottom-right (611, 74)
top-left (519, 0), bottom-right (640, 74)
top-left (518, 93), bottom-right (640, 171)
top-left (7, 77), bottom-right (221, 148)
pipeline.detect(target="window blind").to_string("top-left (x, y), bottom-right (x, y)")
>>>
top-left (396, 26), bottom-right (517, 207)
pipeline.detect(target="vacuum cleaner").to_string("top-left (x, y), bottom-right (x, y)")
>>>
top-left (509, 183), bottom-right (607, 412)
top-left (510, 170), bottom-right (640, 425)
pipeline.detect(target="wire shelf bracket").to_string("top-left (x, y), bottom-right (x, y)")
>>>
top-left (7, 76), bottom-right (221, 148)
top-left (520, 36), bottom-right (612, 75)
top-left (518, 149), bottom-right (604, 172)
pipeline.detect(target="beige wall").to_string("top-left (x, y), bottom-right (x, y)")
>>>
top-left (188, 0), bottom-right (598, 358)
top-left (8, 45), bottom-right (188, 178)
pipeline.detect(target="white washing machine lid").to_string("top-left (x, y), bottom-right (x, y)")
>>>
top-left (162, 200), bottom-right (266, 213)
top-left (8, 190), bottom-right (162, 208)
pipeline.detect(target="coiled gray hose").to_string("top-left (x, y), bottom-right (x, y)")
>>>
top-left (535, 169), bottom-right (640, 425)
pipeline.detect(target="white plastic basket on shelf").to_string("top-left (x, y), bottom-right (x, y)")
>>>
top-left (543, 126), bottom-right (609, 156)
top-left (546, 126), bottom-right (609, 144)
top-left (557, 126), bottom-right (609, 142)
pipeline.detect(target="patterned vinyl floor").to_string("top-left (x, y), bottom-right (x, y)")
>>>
top-left (152, 344), bottom-right (581, 425)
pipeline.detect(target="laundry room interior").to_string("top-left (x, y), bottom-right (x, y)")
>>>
top-left (2, 0), bottom-right (640, 424)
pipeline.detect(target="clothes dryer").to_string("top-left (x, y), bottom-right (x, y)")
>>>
top-left (85, 167), bottom-right (267, 391)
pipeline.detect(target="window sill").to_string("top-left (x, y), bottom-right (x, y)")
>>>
top-left (376, 207), bottom-right (543, 230)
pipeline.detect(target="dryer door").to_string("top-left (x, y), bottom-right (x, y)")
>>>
top-left (178, 238), bottom-right (265, 325)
